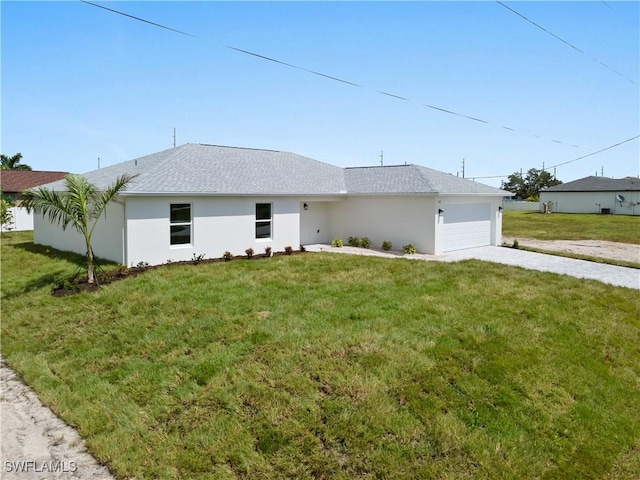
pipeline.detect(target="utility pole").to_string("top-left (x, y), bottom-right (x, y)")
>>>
top-left (461, 158), bottom-right (465, 178)
top-left (98, 157), bottom-right (101, 169)
top-left (173, 127), bottom-right (177, 148)
top-left (379, 150), bottom-right (384, 166)
top-left (601, 166), bottom-right (604, 177)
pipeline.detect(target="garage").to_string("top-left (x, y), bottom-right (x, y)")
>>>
top-left (442, 203), bottom-right (492, 252)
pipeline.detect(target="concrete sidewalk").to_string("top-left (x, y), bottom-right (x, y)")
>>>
top-left (305, 244), bottom-right (640, 290)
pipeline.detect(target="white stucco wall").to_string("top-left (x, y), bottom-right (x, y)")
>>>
top-left (125, 196), bottom-right (303, 266)
top-left (33, 201), bottom-right (126, 263)
top-left (328, 195), bottom-right (437, 253)
top-left (299, 200), bottom-right (332, 245)
top-left (540, 191), bottom-right (640, 215)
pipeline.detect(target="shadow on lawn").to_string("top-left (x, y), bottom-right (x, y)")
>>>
top-left (5, 242), bottom-right (113, 297)
top-left (12, 241), bottom-right (88, 266)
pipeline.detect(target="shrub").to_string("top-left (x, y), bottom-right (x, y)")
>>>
top-left (284, 246), bottom-right (293, 255)
top-left (191, 253), bottom-right (206, 264)
top-left (347, 236), bottom-right (360, 247)
top-left (381, 240), bottom-right (392, 251)
top-left (359, 237), bottom-right (371, 249)
top-left (135, 261), bottom-right (150, 270)
top-left (223, 251), bottom-right (233, 261)
top-left (332, 238), bottom-right (343, 248)
top-left (512, 239), bottom-right (519, 249)
top-left (403, 244), bottom-right (417, 254)
top-left (299, 244), bottom-right (306, 253)
top-left (264, 246), bottom-right (272, 257)
top-left (245, 248), bottom-right (254, 259)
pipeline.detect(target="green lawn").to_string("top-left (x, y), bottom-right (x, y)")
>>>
top-left (2, 231), bottom-right (639, 479)
top-left (503, 210), bottom-right (640, 244)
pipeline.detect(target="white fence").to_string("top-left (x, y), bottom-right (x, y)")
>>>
top-left (501, 200), bottom-right (541, 212)
top-left (1, 206), bottom-right (34, 232)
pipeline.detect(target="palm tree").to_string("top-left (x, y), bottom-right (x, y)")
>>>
top-left (23, 173), bottom-right (136, 284)
top-left (1, 152), bottom-right (32, 170)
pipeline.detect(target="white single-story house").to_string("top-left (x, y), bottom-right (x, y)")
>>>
top-left (1, 170), bottom-right (68, 231)
top-left (33, 144), bottom-right (509, 266)
top-left (540, 176), bottom-right (640, 215)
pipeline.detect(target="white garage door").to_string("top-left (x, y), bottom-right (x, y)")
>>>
top-left (442, 203), bottom-right (491, 252)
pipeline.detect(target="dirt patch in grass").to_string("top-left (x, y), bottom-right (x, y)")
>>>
top-left (504, 237), bottom-right (640, 263)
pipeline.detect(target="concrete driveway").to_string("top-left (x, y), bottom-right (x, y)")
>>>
top-left (306, 244), bottom-right (640, 290)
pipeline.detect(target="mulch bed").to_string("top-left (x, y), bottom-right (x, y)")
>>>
top-left (52, 249), bottom-right (305, 297)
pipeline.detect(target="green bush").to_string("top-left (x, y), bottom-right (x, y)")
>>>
top-left (512, 239), bottom-right (519, 249)
top-left (359, 237), bottom-right (371, 249)
top-left (222, 251), bottom-right (233, 261)
top-left (347, 236), bottom-right (360, 247)
top-left (381, 240), bottom-right (392, 251)
top-left (402, 244), bottom-right (416, 254)
top-left (284, 246), bottom-right (294, 255)
top-left (264, 246), bottom-right (272, 257)
top-left (331, 238), bottom-right (343, 248)
top-left (245, 248), bottom-right (254, 258)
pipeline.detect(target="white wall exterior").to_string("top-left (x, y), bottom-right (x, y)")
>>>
top-left (32, 193), bottom-right (506, 265)
top-left (33, 201), bottom-right (126, 263)
top-left (124, 196), bottom-right (303, 266)
top-left (299, 200), bottom-right (333, 245)
top-left (328, 195), bottom-right (437, 253)
top-left (540, 191), bottom-right (640, 215)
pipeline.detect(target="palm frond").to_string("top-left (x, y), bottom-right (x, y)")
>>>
top-left (88, 173), bottom-right (137, 236)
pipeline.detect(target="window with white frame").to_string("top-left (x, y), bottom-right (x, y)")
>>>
top-left (170, 203), bottom-right (191, 245)
top-left (255, 203), bottom-right (272, 239)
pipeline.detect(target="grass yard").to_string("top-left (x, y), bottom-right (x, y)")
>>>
top-left (503, 210), bottom-right (640, 244)
top-left (2, 231), bottom-right (639, 479)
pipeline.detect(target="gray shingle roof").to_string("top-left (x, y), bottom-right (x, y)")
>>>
top-left (42, 143), bottom-right (508, 197)
top-left (345, 165), bottom-right (509, 195)
top-left (542, 176), bottom-right (640, 192)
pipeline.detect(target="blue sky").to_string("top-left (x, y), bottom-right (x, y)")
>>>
top-left (2, 1), bottom-right (638, 187)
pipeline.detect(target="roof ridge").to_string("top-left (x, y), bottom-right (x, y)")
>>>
top-left (344, 164), bottom-right (414, 170)
top-left (197, 143), bottom-right (281, 153)
top-left (413, 164), bottom-right (437, 192)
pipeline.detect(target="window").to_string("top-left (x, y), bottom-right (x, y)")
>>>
top-left (255, 203), bottom-right (272, 239)
top-left (170, 203), bottom-right (191, 245)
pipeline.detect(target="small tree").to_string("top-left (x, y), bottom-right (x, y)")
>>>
top-left (23, 173), bottom-right (136, 284)
top-left (502, 168), bottom-right (562, 200)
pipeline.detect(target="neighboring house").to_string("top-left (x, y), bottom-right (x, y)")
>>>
top-left (33, 144), bottom-right (509, 266)
top-left (1, 170), bottom-right (68, 231)
top-left (540, 176), bottom-right (640, 215)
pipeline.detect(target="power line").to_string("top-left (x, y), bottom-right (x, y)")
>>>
top-left (547, 134), bottom-right (639, 169)
top-left (496, 1), bottom-right (636, 85)
top-left (79, 1), bottom-right (194, 37)
top-left (81, 1), bottom-right (630, 154)
top-left (471, 135), bottom-right (640, 180)
top-left (226, 47), bottom-right (361, 87)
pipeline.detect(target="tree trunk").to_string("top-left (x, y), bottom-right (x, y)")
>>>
top-left (87, 245), bottom-right (95, 284)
